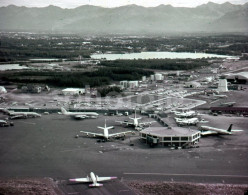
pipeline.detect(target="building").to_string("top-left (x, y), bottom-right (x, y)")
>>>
top-left (142, 76), bottom-right (146, 82)
top-left (62, 88), bottom-right (85, 95)
top-left (21, 85), bottom-right (42, 93)
top-left (218, 79), bottom-right (228, 92)
top-left (155, 73), bottom-right (163, 81)
top-left (129, 81), bottom-right (139, 88)
top-left (225, 72), bottom-right (248, 84)
top-left (120, 81), bottom-right (129, 88)
top-left (184, 81), bottom-right (201, 88)
top-left (140, 127), bottom-right (201, 148)
top-left (150, 75), bottom-right (155, 81)
top-left (210, 107), bottom-right (248, 115)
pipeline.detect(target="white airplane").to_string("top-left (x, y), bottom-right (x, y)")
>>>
top-left (174, 110), bottom-right (197, 118)
top-left (80, 119), bottom-right (133, 140)
top-left (69, 172), bottom-right (117, 187)
top-left (175, 117), bottom-right (199, 126)
top-left (115, 110), bottom-right (155, 129)
top-left (0, 119), bottom-right (7, 126)
top-left (200, 124), bottom-right (243, 136)
top-left (213, 93), bottom-right (227, 98)
top-left (9, 111), bottom-right (41, 119)
top-left (61, 107), bottom-right (99, 119)
top-left (220, 102), bottom-right (236, 107)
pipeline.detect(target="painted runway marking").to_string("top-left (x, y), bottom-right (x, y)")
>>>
top-left (123, 173), bottom-right (248, 178)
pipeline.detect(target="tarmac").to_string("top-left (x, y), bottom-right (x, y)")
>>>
top-left (0, 112), bottom-right (248, 194)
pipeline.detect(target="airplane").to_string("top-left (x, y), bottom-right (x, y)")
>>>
top-left (9, 111), bottom-right (41, 119)
top-left (0, 119), bottom-right (7, 127)
top-left (200, 124), bottom-right (243, 136)
top-left (175, 117), bottom-right (199, 126)
top-left (80, 119), bottom-right (133, 140)
top-left (174, 110), bottom-right (197, 118)
top-left (61, 107), bottom-right (99, 119)
top-left (115, 110), bottom-right (156, 129)
top-left (220, 102), bottom-right (236, 107)
top-left (69, 172), bottom-right (117, 187)
top-left (213, 93), bottom-right (227, 98)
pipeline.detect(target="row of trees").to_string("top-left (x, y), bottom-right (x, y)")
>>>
top-left (100, 59), bottom-right (210, 70)
top-left (3, 67), bottom-right (153, 87)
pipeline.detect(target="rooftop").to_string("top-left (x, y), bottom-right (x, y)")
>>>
top-left (140, 127), bottom-right (199, 137)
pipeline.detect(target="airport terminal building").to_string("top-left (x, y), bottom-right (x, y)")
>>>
top-left (140, 127), bottom-right (201, 148)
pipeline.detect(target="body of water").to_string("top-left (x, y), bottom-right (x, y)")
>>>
top-left (91, 51), bottom-right (236, 60)
top-left (0, 64), bottom-right (29, 71)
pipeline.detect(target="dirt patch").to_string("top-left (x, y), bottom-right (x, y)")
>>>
top-left (0, 178), bottom-right (64, 195)
top-left (126, 181), bottom-right (248, 195)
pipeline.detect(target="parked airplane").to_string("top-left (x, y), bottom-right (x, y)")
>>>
top-left (200, 124), bottom-right (243, 136)
top-left (0, 119), bottom-right (7, 126)
top-left (9, 111), bottom-right (41, 119)
top-left (175, 117), bottom-right (199, 126)
top-left (61, 107), bottom-right (99, 119)
top-left (175, 117), bottom-right (199, 125)
top-left (115, 110), bottom-right (155, 129)
top-left (80, 119), bottom-right (132, 140)
top-left (220, 102), bottom-right (236, 107)
top-left (69, 172), bottom-right (117, 187)
top-left (174, 110), bottom-right (197, 118)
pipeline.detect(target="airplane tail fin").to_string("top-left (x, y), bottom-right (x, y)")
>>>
top-left (61, 107), bottom-right (67, 115)
top-left (227, 124), bottom-right (233, 132)
top-left (89, 183), bottom-right (103, 187)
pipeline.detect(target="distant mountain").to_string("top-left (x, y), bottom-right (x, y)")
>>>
top-left (0, 2), bottom-right (247, 34)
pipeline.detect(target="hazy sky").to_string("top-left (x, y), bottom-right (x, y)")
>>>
top-left (1, 0), bottom-right (248, 8)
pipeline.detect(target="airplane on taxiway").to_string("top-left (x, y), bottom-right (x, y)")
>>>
top-left (80, 119), bottom-right (133, 140)
top-left (115, 110), bottom-right (155, 129)
top-left (220, 102), bottom-right (236, 107)
top-left (9, 111), bottom-right (41, 119)
top-left (200, 124), bottom-right (243, 136)
top-left (61, 107), bottom-right (99, 119)
top-left (69, 172), bottom-right (117, 187)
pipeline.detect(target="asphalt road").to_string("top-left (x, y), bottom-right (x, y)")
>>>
top-left (0, 113), bottom-right (248, 194)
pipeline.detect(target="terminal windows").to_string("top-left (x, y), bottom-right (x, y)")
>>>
top-left (164, 137), bottom-right (171, 141)
top-left (181, 137), bottom-right (188, 141)
top-left (172, 137), bottom-right (179, 141)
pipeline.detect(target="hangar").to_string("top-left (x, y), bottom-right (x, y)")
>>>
top-left (225, 72), bottom-right (248, 84)
top-left (140, 127), bottom-right (200, 148)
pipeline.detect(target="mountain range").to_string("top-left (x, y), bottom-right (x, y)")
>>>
top-left (0, 2), bottom-right (247, 34)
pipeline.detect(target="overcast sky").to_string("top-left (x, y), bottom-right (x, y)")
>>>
top-left (0, 0), bottom-right (248, 8)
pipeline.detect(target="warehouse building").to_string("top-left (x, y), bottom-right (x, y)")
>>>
top-left (140, 127), bottom-right (200, 148)
top-left (62, 88), bottom-right (85, 95)
top-left (225, 72), bottom-right (248, 84)
top-left (210, 107), bottom-right (248, 116)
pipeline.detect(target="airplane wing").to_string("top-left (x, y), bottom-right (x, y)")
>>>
top-left (80, 131), bottom-right (103, 137)
top-left (109, 131), bottom-right (133, 138)
top-left (201, 131), bottom-right (218, 136)
top-left (69, 177), bottom-right (91, 182)
top-left (10, 115), bottom-right (25, 119)
top-left (97, 176), bottom-right (117, 182)
top-left (74, 115), bottom-right (87, 119)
